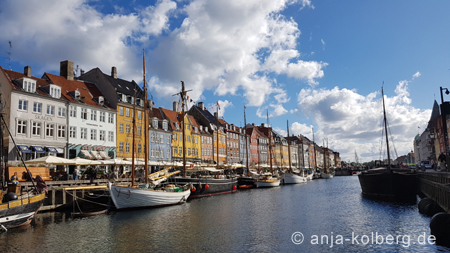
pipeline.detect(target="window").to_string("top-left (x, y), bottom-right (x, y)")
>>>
top-left (126, 142), bottom-right (130, 153)
top-left (81, 108), bottom-right (87, 119)
top-left (17, 120), bottom-right (27, 134)
top-left (119, 142), bottom-right (123, 152)
top-left (69, 106), bottom-right (76, 117)
top-left (58, 125), bottom-right (66, 138)
top-left (174, 134), bottom-right (177, 141)
top-left (80, 128), bottom-right (87, 139)
top-left (188, 148), bottom-right (191, 156)
top-left (108, 113), bottom-right (114, 123)
top-left (161, 150), bottom-right (164, 159)
top-left (187, 135), bottom-right (190, 142)
top-left (138, 144), bottom-right (142, 154)
top-left (151, 133), bottom-right (155, 142)
top-left (99, 130), bottom-right (105, 141)
top-left (138, 126), bottom-right (142, 136)
top-left (46, 105), bottom-right (55, 115)
top-left (119, 123), bottom-right (124, 133)
top-left (174, 147), bottom-right (177, 155)
top-left (151, 148), bottom-right (155, 157)
top-left (156, 149), bottom-right (159, 158)
top-left (138, 111), bottom-right (142, 119)
top-left (69, 126), bottom-right (76, 138)
top-left (160, 135), bottom-right (164, 144)
top-left (100, 112), bottom-right (105, 122)
top-left (153, 119), bottom-right (158, 129)
top-left (119, 107), bottom-right (123, 116)
top-left (91, 110), bottom-right (97, 121)
top-left (58, 107), bottom-right (66, 117)
top-left (179, 147), bottom-right (182, 155)
top-left (126, 108), bottom-right (130, 117)
top-left (126, 124), bottom-right (130, 134)
top-left (32, 121), bottom-right (41, 136)
top-left (167, 150), bottom-right (170, 159)
top-left (167, 136), bottom-right (171, 144)
top-left (18, 100), bottom-right (28, 111)
top-left (33, 102), bottom-right (42, 113)
top-left (163, 121), bottom-right (168, 131)
top-left (46, 123), bottom-right (54, 137)
top-left (108, 131), bottom-right (114, 142)
top-left (91, 129), bottom-right (97, 140)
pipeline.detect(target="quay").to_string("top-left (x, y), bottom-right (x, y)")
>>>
top-left (417, 171), bottom-right (450, 212)
top-left (17, 179), bottom-right (131, 211)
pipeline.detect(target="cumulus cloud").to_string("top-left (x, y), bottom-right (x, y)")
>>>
top-left (412, 71), bottom-right (421, 79)
top-left (295, 83), bottom-right (431, 162)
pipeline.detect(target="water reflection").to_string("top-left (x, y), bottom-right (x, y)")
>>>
top-left (0, 176), bottom-right (446, 252)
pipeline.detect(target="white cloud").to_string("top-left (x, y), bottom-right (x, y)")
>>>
top-left (296, 83), bottom-right (431, 162)
top-left (412, 71), bottom-right (421, 79)
top-left (206, 100), bottom-right (232, 118)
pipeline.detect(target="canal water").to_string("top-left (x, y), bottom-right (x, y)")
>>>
top-left (1, 176), bottom-right (448, 252)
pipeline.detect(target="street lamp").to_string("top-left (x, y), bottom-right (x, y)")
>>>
top-left (440, 86), bottom-right (450, 171)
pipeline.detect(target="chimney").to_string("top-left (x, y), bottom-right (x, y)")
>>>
top-left (173, 101), bottom-right (179, 112)
top-left (80, 69), bottom-right (85, 75)
top-left (24, 66), bottom-right (31, 77)
top-left (111, 66), bottom-right (117, 79)
top-left (148, 99), bottom-right (153, 110)
top-left (198, 102), bottom-right (204, 110)
top-left (60, 60), bottom-right (74, 81)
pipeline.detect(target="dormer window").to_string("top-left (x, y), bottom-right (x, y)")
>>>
top-left (98, 96), bottom-right (104, 106)
top-left (19, 78), bottom-right (36, 93)
top-left (152, 118), bottom-right (158, 129)
top-left (74, 89), bottom-right (81, 100)
top-left (162, 120), bottom-right (168, 131)
top-left (49, 84), bottom-right (61, 99)
top-left (200, 125), bottom-right (203, 132)
top-left (176, 122), bottom-right (180, 130)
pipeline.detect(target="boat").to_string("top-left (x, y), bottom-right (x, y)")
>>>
top-left (237, 107), bottom-right (257, 189)
top-left (171, 82), bottom-right (237, 198)
top-left (357, 87), bottom-right (417, 202)
top-left (71, 209), bottom-right (108, 218)
top-left (321, 173), bottom-right (334, 179)
top-left (108, 50), bottom-right (190, 210)
top-left (283, 121), bottom-right (308, 185)
top-left (0, 111), bottom-right (47, 230)
top-left (256, 174), bottom-right (281, 188)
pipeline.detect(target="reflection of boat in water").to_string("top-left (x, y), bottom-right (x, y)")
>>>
top-left (358, 87), bottom-right (417, 202)
top-left (71, 209), bottom-right (108, 218)
top-left (321, 172), bottom-right (334, 179)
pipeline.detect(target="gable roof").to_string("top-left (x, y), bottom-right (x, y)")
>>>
top-left (44, 72), bottom-right (113, 110)
top-left (0, 66), bottom-right (55, 97)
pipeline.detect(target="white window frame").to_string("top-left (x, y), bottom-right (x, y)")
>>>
top-left (18, 100), bottom-right (28, 111)
top-left (33, 102), bottom-right (42, 114)
top-left (17, 119), bottom-right (27, 134)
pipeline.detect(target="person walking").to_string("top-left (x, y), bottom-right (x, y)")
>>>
top-left (73, 167), bottom-right (79, 180)
top-left (438, 153), bottom-right (446, 171)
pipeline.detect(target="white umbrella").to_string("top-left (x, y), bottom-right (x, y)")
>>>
top-left (69, 157), bottom-right (102, 165)
top-left (100, 158), bottom-right (132, 165)
top-left (25, 155), bottom-right (75, 165)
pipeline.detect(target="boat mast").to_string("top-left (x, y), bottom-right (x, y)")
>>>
top-left (181, 82), bottom-right (187, 177)
top-left (287, 120), bottom-right (291, 172)
top-left (131, 79), bottom-right (137, 187)
top-left (267, 110), bottom-right (273, 173)
top-left (216, 103), bottom-right (219, 171)
top-left (244, 105), bottom-right (249, 176)
top-left (382, 87), bottom-right (391, 172)
top-left (143, 49), bottom-right (149, 184)
top-left (312, 127), bottom-right (317, 171)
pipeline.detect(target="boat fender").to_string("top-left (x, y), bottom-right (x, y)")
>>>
top-left (430, 212), bottom-right (450, 246)
top-left (192, 186), bottom-right (196, 192)
top-left (4, 192), bottom-right (18, 202)
top-left (232, 185), bottom-right (237, 190)
top-left (204, 184), bottom-right (209, 190)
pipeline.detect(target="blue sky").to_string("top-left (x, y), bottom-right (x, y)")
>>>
top-left (1, 0), bottom-right (449, 162)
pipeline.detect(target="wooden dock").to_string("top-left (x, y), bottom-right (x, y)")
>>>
top-left (417, 171), bottom-right (450, 213)
top-left (17, 179), bottom-right (133, 211)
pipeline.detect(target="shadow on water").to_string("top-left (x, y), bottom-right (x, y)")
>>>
top-left (0, 176), bottom-right (447, 252)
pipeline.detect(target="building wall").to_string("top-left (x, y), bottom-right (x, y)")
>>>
top-left (116, 103), bottom-right (145, 160)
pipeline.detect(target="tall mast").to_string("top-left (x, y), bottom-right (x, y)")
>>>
top-left (313, 127), bottom-right (316, 170)
top-left (287, 120), bottom-right (291, 171)
top-left (181, 82), bottom-right (187, 177)
top-left (267, 110), bottom-right (273, 173)
top-left (216, 103), bottom-right (219, 170)
top-left (244, 105), bottom-right (249, 176)
top-left (131, 80), bottom-right (137, 186)
top-left (382, 87), bottom-right (391, 172)
top-left (143, 49), bottom-right (149, 184)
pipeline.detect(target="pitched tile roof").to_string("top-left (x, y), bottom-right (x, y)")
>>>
top-left (0, 66), bottom-right (55, 98)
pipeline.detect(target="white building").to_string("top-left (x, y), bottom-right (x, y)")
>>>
top-left (0, 66), bottom-right (68, 164)
top-left (43, 61), bottom-right (116, 160)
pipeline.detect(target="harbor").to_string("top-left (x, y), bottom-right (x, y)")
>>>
top-left (1, 176), bottom-right (446, 252)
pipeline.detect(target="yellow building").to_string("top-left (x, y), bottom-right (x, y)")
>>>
top-left (116, 102), bottom-right (146, 161)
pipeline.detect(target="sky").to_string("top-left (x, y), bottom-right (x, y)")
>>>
top-left (1, 0), bottom-right (449, 163)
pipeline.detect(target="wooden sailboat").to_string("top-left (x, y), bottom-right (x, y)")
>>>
top-left (256, 112), bottom-right (280, 188)
top-left (108, 50), bottom-right (190, 210)
top-left (357, 87), bottom-right (417, 202)
top-left (237, 105), bottom-right (257, 189)
top-left (321, 138), bottom-right (334, 179)
top-left (283, 120), bottom-right (307, 184)
top-left (0, 108), bottom-right (46, 230)
top-left (172, 83), bottom-right (237, 198)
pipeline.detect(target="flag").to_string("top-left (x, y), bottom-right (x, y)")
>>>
top-left (244, 105), bottom-right (246, 109)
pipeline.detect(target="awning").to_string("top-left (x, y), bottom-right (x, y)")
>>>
top-left (90, 151), bottom-right (103, 160)
top-left (56, 148), bottom-right (64, 154)
top-left (31, 145), bottom-right (45, 154)
top-left (18, 145), bottom-right (31, 153)
top-left (99, 151), bottom-right (110, 159)
top-left (80, 150), bottom-right (93, 159)
top-left (46, 147), bottom-right (58, 153)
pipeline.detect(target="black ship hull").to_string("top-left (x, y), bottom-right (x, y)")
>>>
top-left (237, 177), bottom-right (257, 189)
top-left (172, 177), bottom-right (237, 198)
top-left (0, 192), bottom-right (46, 229)
top-left (358, 168), bottom-right (417, 202)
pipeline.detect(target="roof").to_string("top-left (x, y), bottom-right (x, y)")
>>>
top-left (430, 100), bottom-right (440, 121)
top-left (0, 66), bottom-right (55, 98)
top-left (191, 105), bottom-right (220, 126)
top-left (44, 72), bottom-right (113, 110)
top-left (160, 107), bottom-right (181, 131)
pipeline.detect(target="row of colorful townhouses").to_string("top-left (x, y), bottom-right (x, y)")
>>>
top-left (0, 60), bottom-right (341, 170)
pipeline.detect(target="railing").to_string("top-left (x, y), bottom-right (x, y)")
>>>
top-left (417, 172), bottom-right (450, 213)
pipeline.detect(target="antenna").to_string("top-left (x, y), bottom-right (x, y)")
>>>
top-left (7, 41), bottom-right (12, 70)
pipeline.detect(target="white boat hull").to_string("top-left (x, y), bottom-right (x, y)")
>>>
top-left (321, 173), bottom-right (334, 179)
top-left (283, 173), bottom-right (307, 184)
top-left (256, 179), bottom-right (281, 188)
top-left (109, 183), bottom-right (191, 210)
